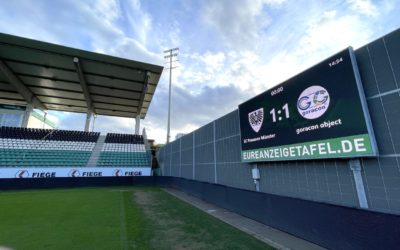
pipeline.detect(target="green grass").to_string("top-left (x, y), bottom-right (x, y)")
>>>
top-left (0, 187), bottom-right (273, 250)
top-left (0, 188), bottom-right (124, 249)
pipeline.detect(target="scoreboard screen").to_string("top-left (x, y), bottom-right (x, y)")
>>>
top-left (238, 48), bottom-right (378, 162)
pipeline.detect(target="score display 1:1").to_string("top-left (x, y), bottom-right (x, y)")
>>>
top-left (269, 103), bottom-right (289, 122)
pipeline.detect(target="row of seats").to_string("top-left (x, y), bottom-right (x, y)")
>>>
top-left (0, 139), bottom-right (95, 151)
top-left (98, 136), bottom-right (149, 166)
top-left (0, 127), bottom-right (150, 168)
top-left (0, 149), bottom-right (91, 166)
top-left (0, 126), bottom-right (100, 142)
top-left (101, 143), bottom-right (146, 152)
top-left (0, 127), bottom-right (96, 167)
top-left (97, 152), bottom-right (148, 166)
top-left (105, 133), bottom-right (144, 144)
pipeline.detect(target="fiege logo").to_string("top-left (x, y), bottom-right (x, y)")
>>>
top-left (69, 169), bottom-right (81, 177)
top-left (113, 169), bottom-right (123, 177)
top-left (113, 169), bottom-right (142, 176)
top-left (15, 170), bottom-right (56, 178)
top-left (69, 170), bottom-right (102, 177)
top-left (15, 170), bottom-right (29, 178)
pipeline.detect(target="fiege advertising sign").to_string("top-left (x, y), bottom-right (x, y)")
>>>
top-left (0, 167), bottom-right (151, 179)
top-left (238, 48), bottom-right (378, 162)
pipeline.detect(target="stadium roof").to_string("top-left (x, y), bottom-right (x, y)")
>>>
top-left (0, 33), bottom-right (163, 118)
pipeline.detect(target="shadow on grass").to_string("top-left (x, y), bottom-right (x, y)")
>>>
top-left (124, 187), bottom-right (274, 250)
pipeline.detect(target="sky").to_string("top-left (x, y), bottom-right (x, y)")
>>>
top-left (0, 0), bottom-right (399, 144)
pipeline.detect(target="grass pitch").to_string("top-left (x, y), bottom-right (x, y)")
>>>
top-left (0, 187), bottom-right (272, 250)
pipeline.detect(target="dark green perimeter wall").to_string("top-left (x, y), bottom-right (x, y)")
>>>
top-left (158, 28), bottom-right (400, 215)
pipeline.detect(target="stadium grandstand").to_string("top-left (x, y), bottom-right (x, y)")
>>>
top-left (98, 133), bottom-right (148, 167)
top-left (0, 127), bottom-right (99, 167)
top-left (1, 25), bottom-right (400, 250)
top-left (0, 126), bottom-right (149, 168)
top-left (0, 32), bottom-right (162, 178)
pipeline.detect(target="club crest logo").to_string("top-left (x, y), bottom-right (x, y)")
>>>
top-left (248, 108), bottom-right (264, 133)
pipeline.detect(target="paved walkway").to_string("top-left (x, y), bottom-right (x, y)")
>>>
top-left (163, 188), bottom-right (325, 250)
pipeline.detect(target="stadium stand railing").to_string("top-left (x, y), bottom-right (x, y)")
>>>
top-left (97, 133), bottom-right (149, 167)
top-left (0, 126), bottom-right (99, 167)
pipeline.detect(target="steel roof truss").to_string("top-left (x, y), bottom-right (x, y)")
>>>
top-left (137, 71), bottom-right (150, 118)
top-left (73, 57), bottom-right (93, 112)
top-left (0, 59), bottom-right (46, 110)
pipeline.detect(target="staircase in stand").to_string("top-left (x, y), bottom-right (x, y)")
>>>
top-left (86, 135), bottom-right (106, 167)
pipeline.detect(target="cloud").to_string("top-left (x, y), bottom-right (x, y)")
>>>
top-left (142, 83), bottom-right (251, 143)
top-left (201, 0), bottom-right (278, 49)
top-left (347, 0), bottom-right (378, 17)
top-left (47, 112), bottom-right (86, 131)
top-left (177, 48), bottom-right (304, 100)
top-left (191, 52), bottom-right (226, 74)
top-left (47, 111), bottom-right (137, 135)
top-left (0, 0), bottom-right (164, 135)
top-left (0, 1), bottom-right (63, 44)
top-left (295, 9), bottom-right (375, 62)
top-left (0, 0), bottom-right (161, 64)
top-left (1, 0), bottom-right (399, 145)
top-left (120, 0), bottom-right (152, 45)
top-left (179, 50), bottom-right (262, 92)
top-left (93, 0), bottom-right (121, 22)
top-left (108, 37), bottom-right (163, 65)
top-left (92, 115), bottom-right (135, 134)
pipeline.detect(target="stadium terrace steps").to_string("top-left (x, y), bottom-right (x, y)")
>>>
top-left (0, 149), bottom-right (91, 166)
top-left (0, 126), bottom-right (99, 142)
top-left (0, 127), bottom-right (99, 167)
top-left (0, 127), bottom-right (150, 168)
top-left (97, 133), bottom-right (149, 167)
top-left (0, 139), bottom-right (95, 150)
top-left (104, 133), bottom-right (144, 144)
top-left (86, 135), bottom-right (106, 167)
top-left (97, 152), bottom-right (148, 166)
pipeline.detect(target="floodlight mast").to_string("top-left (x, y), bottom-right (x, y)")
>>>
top-left (164, 47), bottom-right (179, 143)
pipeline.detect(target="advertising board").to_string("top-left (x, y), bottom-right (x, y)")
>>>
top-left (239, 48), bottom-right (377, 162)
top-left (0, 167), bottom-right (151, 179)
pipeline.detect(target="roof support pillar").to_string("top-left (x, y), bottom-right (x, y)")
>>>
top-left (43, 110), bottom-right (48, 129)
top-left (85, 111), bottom-right (92, 132)
top-left (92, 114), bottom-right (97, 132)
top-left (21, 103), bottom-right (33, 128)
top-left (135, 116), bottom-right (140, 135)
